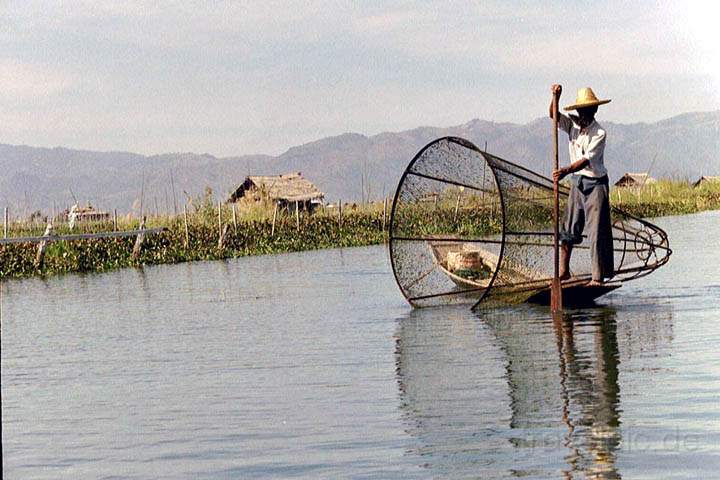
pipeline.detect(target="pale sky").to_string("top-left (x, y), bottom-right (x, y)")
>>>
top-left (2, 0), bottom-right (719, 156)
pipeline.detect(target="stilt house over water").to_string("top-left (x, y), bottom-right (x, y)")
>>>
top-left (228, 172), bottom-right (325, 212)
top-left (614, 172), bottom-right (657, 188)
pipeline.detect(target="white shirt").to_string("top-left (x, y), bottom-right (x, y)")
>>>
top-left (557, 114), bottom-right (607, 178)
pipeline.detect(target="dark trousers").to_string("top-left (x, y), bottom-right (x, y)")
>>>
top-left (559, 175), bottom-right (614, 281)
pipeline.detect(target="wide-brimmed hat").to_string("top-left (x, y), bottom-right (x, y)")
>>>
top-left (563, 87), bottom-right (611, 111)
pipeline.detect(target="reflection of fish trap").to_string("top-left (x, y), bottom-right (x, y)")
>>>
top-left (388, 137), bottom-right (671, 309)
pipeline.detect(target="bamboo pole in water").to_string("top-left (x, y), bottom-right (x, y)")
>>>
top-left (4, 207), bottom-right (8, 238)
top-left (217, 201), bottom-right (223, 247)
top-left (232, 203), bottom-right (237, 231)
top-left (132, 217), bottom-right (146, 259)
top-left (271, 202), bottom-right (278, 237)
top-left (382, 197), bottom-right (388, 231)
top-left (482, 161), bottom-right (486, 202)
top-left (218, 225), bottom-right (228, 250)
top-left (170, 169), bottom-right (178, 215)
top-left (183, 204), bottom-right (189, 247)
top-left (34, 223), bottom-right (53, 269)
top-left (453, 189), bottom-right (462, 222)
top-left (164, 186), bottom-right (170, 216)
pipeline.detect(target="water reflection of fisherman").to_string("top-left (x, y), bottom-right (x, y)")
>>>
top-left (394, 307), bottom-right (625, 479)
top-left (491, 310), bottom-right (622, 478)
top-left (549, 84), bottom-right (614, 286)
top-left (553, 312), bottom-right (621, 479)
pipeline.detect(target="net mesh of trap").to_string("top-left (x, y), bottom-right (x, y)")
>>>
top-left (388, 137), bottom-right (671, 309)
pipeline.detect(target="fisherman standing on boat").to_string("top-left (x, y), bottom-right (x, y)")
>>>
top-left (550, 84), bottom-right (614, 286)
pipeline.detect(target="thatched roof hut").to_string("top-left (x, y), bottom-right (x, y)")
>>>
top-left (66, 204), bottom-right (110, 228)
top-left (692, 175), bottom-right (720, 188)
top-left (614, 172), bottom-right (657, 188)
top-left (228, 172), bottom-right (324, 207)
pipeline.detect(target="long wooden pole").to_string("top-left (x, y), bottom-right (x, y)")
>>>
top-left (551, 90), bottom-right (563, 313)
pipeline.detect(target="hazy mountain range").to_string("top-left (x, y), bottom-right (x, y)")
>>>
top-left (1, 111), bottom-right (718, 217)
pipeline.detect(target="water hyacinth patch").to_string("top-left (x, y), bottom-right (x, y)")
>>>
top-left (1, 179), bottom-right (718, 280)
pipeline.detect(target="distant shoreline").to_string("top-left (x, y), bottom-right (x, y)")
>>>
top-left (1, 181), bottom-right (718, 281)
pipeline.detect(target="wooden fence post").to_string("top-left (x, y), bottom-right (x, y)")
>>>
top-left (4, 207), bottom-right (8, 238)
top-left (132, 217), bottom-right (146, 259)
top-left (338, 199), bottom-right (343, 228)
top-left (382, 197), bottom-right (388, 231)
top-left (34, 223), bottom-right (54, 269)
top-left (453, 189), bottom-right (462, 222)
top-left (183, 204), bottom-right (190, 247)
top-left (217, 201), bottom-right (224, 249)
top-left (295, 201), bottom-right (300, 231)
top-left (271, 202), bottom-right (278, 237)
top-left (482, 162), bottom-right (486, 202)
top-left (232, 203), bottom-right (237, 231)
top-left (113, 209), bottom-right (118, 231)
top-left (218, 224), bottom-right (229, 250)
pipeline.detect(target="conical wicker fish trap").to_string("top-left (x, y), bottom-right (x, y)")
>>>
top-left (388, 137), bottom-right (671, 309)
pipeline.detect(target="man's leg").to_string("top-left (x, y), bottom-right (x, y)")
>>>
top-left (559, 181), bottom-right (584, 279)
top-left (586, 183), bottom-right (614, 282)
top-left (560, 243), bottom-right (572, 280)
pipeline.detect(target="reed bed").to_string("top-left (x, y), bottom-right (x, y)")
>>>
top-left (0, 198), bottom-right (389, 279)
top-left (1, 180), bottom-right (718, 280)
top-left (610, 179), bottom-right (720, 217)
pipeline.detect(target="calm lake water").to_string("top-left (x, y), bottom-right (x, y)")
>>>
top-left (2, 211), bottom-right (719, 479)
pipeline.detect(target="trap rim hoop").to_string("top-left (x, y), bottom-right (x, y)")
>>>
top-left (388, 136), bottom-right (507, 307)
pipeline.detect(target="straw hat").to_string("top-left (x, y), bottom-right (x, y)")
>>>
top-left (563, 87), bottom-right (611, 111)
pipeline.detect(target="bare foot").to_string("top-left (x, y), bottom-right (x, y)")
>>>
top-left (559, 271), bottom-right (571, 281)
top-left (588, 279), bottom-right (605, 286)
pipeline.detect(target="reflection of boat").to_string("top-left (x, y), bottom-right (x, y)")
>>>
top-left (429, 239), bottom-right (621, 307)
